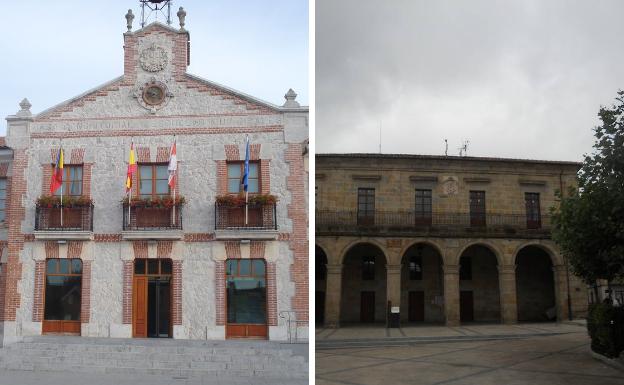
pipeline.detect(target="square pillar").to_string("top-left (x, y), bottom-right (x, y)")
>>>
top-left (324, 264), bottom-right (343, 328)
top-left (553, 265), bottom-right (570, 321)
top-left (498, 265), bottom-right (518, 324)
top-left (386, 264), bottom-right (402, 327)
top-left (443, 264), bottom-right (460, 326)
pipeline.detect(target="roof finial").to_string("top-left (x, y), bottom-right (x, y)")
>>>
top-left (125, 9), bottom-right (135, 32)
top-left (177, 7), bottom-right (187, 31)
top-left (283, 89), bottom-right (300, 108)
top-left (17, 98), bottom-right (32, 117)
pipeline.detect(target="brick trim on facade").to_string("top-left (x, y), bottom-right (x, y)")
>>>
top-left (30, 126), bottom-right (284, 139)
top-left (285, 144), bottom-right (309, 323)
top-left (136, 147), bottom-right (150, 163)
top-left (0, 163), bottom-right (9, 177)
top-left (156, 241), bottom-right (173, 259)
top-left (215, 261), bottom-right (225, 326)
top-left (70, 148), bottom-right (85, 164)
top-left (67, 241), bottom-right (83, 259)
top-left (132, 241), bottom-right (148, 259)
top-left (32, 261), bottom-right (45, 322)
top-left (172, 261), bottom-right (182, 326)
top-left (250, 241), bottom-right (265, 259)
top-left (81, 261), bottom-right (91, 323)
top-left (224, 241), bottom-right (241, 259)
top-left (44, 242), bottom-right (59, 259)
top-left (224, 145), bottom-right (239, 161)
top-left (122, 261), bottom-right (133, 324)
top-left (183, 233), bottom-right (214, 242)
top-left (93, 234), bottom-right (122, 242)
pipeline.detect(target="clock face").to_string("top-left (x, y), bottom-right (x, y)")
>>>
top-left (142, 85), bottom-right (165, 105)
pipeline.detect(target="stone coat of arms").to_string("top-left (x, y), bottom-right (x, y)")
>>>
top-left (139, 44), bottom-right (168, 72)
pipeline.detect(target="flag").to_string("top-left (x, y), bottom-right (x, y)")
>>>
top-left (242, 136), bottom-right (250, 193)
top-left (50, 148), bottom-right (64, 194)
top-left (167, 140), bottom-right (177, 189)
top-left (126, 142), bottom-right (137, 193)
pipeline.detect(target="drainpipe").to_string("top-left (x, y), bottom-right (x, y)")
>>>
top-left (560, 170), bottom-right (573, 321)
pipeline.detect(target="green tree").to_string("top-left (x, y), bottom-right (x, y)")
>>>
top-left (552, 90), bottom-right (624, 284)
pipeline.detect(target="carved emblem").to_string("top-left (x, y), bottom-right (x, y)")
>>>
top-left (441, 176), bottom-right (459, 197)
top-left (139, 44), bottom-right (168, 72)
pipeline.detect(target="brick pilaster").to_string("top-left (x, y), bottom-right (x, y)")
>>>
top-left (32, 261), bottom-right (45, 322)
top-left (172, 260), bottom-right (182, 325)
top-left (267, 261), bottom-right (278, 326)
top-left (122, 261), bottom-right (133, 324)
top-left (215, 261), bottom-right (225, 326)
top-left (80, 261), bottom-right (91, 323)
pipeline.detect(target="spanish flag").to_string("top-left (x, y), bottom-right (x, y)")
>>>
top-left (126, 142), bottom-right (137, 193)
top-left (50, 148), bottom-right (64, 194)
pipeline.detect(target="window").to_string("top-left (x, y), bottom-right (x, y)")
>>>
top-left (415, 189), bottom-right (432, 225)
top-left (0, 179), bottom-right (6, 222)
top-left (459, 256), bottom-right (472, 280)
top-left (44, 259), bottom-right (82, 321)
top-left (138, 164), bottom-right (169, 198)
top-left (409, 255), bottom-right (422, 280)
top-left (525, 192), bottom-right (541, 229)
top-left (226, 259), bottom-right (266, 324)
top-left (362, 255), bottom-right (375, 280)
top-left (227, 162), bottom-right (259, 194)
top-left (357, 188), bottom-right (375, 225)
top-left (54, 166), bottom-right (82, 196)
top-left (469, 191), bottom-right (486, 226)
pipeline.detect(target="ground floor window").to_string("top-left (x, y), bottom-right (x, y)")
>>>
top-left (43, 258), bottom-right (82, 335)
top-left (226, 259), bottom-right (267, 338)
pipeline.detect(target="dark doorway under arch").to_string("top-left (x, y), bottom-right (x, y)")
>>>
top-left (316, 245), bottom-right (328, 325)
top-left (516, 246), bottom-right (556, 322)
top-left (459, 245), bottom-right (501, 323)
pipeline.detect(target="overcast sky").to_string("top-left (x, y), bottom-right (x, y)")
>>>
top-left (0, 1), bottom-right (308, 134)
top-left (316, 0), bottom-right (624, 161)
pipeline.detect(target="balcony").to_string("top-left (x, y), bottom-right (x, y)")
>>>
top-left (215, 202), bottom-right (277, 240)
top-left (316, 210), bottom-right (551, 238)
top-left (34, 204), bottom-right (94, 240)
top-left (122, 202), bottom-right (183, 240)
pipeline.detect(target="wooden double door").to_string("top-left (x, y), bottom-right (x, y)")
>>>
top-left (133, 259), bottom-right (172, 338)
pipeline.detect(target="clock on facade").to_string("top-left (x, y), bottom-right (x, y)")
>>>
top-left (142, 84), bottom-right (166, 106)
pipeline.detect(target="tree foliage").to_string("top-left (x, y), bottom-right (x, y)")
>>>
top-left (551, 90), bottom-right (624, 283)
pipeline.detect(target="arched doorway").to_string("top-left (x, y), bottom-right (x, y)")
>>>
top-left (340, 243), bottom-right (387, 324)
top-left (400, 244), bottom-right (444, 324)
top-left (516, 246), bottom-right (556, 322)
top-left (43, 258), bottom-right (82, 335)
top-left (316, 245), bottom-right (328, 326)
top-left (459, 245), bottom-right (501, 323)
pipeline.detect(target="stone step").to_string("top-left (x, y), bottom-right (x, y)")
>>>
top-left (0, 337), bottom-right (308, 379)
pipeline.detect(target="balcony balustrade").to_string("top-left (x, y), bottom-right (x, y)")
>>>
top-left (35, 204), bottom-right (94, 231)
top-left (215, 202), bottom-right (277, 230)
top-left (123, 203), bottom-right (183, 231)
top-left (316, 210), bottom-right (551, 238)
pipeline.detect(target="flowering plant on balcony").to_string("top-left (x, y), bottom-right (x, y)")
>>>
top-left (215, 193), bottom-right (278, 207)
top-left (121, 195), bottom-right (186, 208)
top-left (36, 195), bottom-right (93, 208)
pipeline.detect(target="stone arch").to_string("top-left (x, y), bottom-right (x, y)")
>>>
top-left (514, 244), bottom-right (557, 322)
top-left (340, 241), bottom-right (388, 324)
top-left (512, 241), bottom-right (562, 266)
top-left (455, 241), bottom-right (504, 267)
top-left (399, 239), bottom-right (445, 263)
top-left (339, 238), bottom-right (388, 265)
top-left (399, 242), bottom-right (445, 324)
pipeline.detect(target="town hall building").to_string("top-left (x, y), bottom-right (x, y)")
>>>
top-left (0, 7), bottom-right (308, 345)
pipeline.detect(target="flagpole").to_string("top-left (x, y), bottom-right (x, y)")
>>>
top-left (60, 144), bottom-right (63, 228)
top-left (244, 135), bottom-right (249, 226)
top-left (60, 183), bottom-right (63, 227)
top-left (171, 136), bottom-right (176, 226)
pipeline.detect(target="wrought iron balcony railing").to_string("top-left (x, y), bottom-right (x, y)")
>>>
top-left (316, 210), bottom-right (551, 237)
top-left (215, 202), bottom-right (277, 230)
top-left (35, 204), bottom-right (94, 231)
top-left (123, 203), bottom-right (183, 231)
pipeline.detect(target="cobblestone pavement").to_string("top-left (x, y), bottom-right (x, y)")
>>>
top-left (316, 323), bottom-right (624, 385)
top-left (0, 370), bottom-right (307, 385)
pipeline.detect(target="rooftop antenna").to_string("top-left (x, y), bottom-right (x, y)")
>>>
top-left (458, 139), bottom-right (470, 157)
top-left (444, 139), bottom-right (448, 156)
top-left (140, 0), bottom-right (173, 28)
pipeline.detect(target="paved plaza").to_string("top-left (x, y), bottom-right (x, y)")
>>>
top-left (316, 322), bottom-right (624, 385)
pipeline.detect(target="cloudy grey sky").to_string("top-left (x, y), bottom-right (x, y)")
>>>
top-left (316, 0), bottom-right (624, 161)
top-left (0, 1), bottom-right (308, 134)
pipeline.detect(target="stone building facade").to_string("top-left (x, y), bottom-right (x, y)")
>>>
top-left (0, 13), bottom-right (308, 345)
top-left (315, 154), bottom-right (587, 327)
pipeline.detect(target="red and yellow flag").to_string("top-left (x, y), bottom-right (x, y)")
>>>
top-left (50, 148), bottom-right (64, 194)
top-left (126, 143), bottom-right (137, 193)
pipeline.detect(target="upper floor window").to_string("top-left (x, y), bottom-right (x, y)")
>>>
top-left (415, 189), bottom-right (432, 225)
top-left (525, 192), bottom-right (541, 229)
top-left (138, 164), bottom-right (169, 198)
top-left (469, 190), bottom-right (486, 226)
top-left (0, 179), bottom-right (6, 222)
top-left (362, 255), bottom-right (375, 280)
top-left (357, 188), bottom-right (375, 225)
top-left (227, 162), bottom-right (259, 194)
top-left (54, 165), bottom-right (82, 197)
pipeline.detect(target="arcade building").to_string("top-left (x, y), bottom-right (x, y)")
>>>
top-left (0, 7), bottom-right (308, 345)
top-left (315, 154), bottom-right (588, 328)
